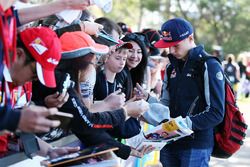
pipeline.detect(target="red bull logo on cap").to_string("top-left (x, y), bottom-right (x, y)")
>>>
top-left (162, 31), bottom-right (172, 41)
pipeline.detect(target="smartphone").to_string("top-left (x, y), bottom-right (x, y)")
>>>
top-left (57, 73), bottom-right (75, 94)
top-left (92, 29), bottom-right (119, 47)
top-left (47, 112), bottom-right (73, 129)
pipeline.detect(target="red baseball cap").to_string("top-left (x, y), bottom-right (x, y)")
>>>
top-left (60, 31), bottom-right (109, 59)
top-left (20, 27), bottom-right (61, 88)
top-left (115, 40), bottom-right (133, 50)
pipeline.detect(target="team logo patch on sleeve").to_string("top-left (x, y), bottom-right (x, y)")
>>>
top-left (216, 71), bottom-right (223, 80)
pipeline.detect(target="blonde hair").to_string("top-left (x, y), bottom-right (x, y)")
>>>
top-left (226, 54), bottom-right (235, 62)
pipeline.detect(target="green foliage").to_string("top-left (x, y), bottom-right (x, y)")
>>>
top-left (34, 0), bottom-right (250, 55)
top-left (103, 0), bottom-right (141, 31)
top-left (194, 0), bottom-right (250, 55)
top-left (142, 0), bottom-right (160, 11)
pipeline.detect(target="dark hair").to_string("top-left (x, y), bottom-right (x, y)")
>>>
top-left (56, 53), bottom-right (95, 93)
top-left (117, 22), bottom-right (128, 34)
top-left (16, 35), bottom-right (35, 65)
top-left (95, 17), bottom-right (122, 36)
top-left (79, 10), bottom-right (92, 21)
top-left (161, 50), bottom-right (168, 58)
top-left (122, 33), bottom-right (148, 86)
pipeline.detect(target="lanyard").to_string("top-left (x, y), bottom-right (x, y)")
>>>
top-left (0, 79), bottom-right (31, 109)
top-left (105, 80), bottom-right (116, 97)
top-left (103, 71), bottom-right (116, 97)
top-left (0, 6), bottom-right (17, 69)
top-left (0, 78), bottom-right (11, 113)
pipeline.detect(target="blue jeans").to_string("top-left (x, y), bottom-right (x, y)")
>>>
top-left (160, 147), bottom-right (213, 167)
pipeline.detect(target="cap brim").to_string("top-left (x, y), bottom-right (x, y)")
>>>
top-left (90, 43), bottom-right (109, 54)
top-left (62, 44), bottom-right (109, 59)
top-left (117, 42), bottom-right (133, 50)
top-left (36, 62), bottom-right (56, 88)
top-left (154, 39), bottom-right (182, 48)
top-left (121, 42), bottom-right (133, 49)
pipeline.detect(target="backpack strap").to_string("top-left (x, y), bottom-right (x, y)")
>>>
top-left (190, 51), bottom-right (220, 94)
top-left (201, 51), bottom-right (234, 86)
top-left (200, 50), bottom-right (221, 64)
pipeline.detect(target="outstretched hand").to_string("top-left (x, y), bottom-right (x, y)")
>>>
top-left (124, 99), bottom-right (149, 118)
top-left (130, 145), bottom-right (155, 158)
top-left (18, 105), bottom-right (61, 133)
top-left (134, 83), bottom-right (149, 101)
top-left (47, 146), bottom-right (80, 159)
top-left (81, 21), bottom-right (104, 37)
top-left (104, 89), bottom-right (126, 110)
top-left (59, 0), bottom-right (90, 10)
top-left (44, 92), bottom-right (69, 108)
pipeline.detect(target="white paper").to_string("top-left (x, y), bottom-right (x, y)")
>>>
top-left (127, 117), bottom-right (193, 151)
top-left (56, 10), bottom-right (82, 24)
top-left (9, 156), bottom-right (46, 167)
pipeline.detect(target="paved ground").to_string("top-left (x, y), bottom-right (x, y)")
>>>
top-left (210, 99), bottom-right (250, 167)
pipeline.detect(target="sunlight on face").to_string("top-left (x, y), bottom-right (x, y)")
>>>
top-left (126, 41), bottom-right (143, 70)
top-left (106, 49), bottom-right (127, 73)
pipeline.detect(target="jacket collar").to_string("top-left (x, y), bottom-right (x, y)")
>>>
top-left (187, 44), bottom-right (204, 61)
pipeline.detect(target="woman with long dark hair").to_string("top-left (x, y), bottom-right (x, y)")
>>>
top-left (33, 31), bottom-right (150, 159)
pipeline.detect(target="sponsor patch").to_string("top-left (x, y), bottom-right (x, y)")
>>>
top-left (162, 31), bottom-right (172, 41)
top-left (47, 58), bottom-right (59, 65)
top-left (170, 69), bottom-right (176, 78)
top-left (216, 71), bottom-right (223, 80)
top-left (186, 73), bottom-right (192, 77)
top-left (30, 37), bottom-right (48, 55)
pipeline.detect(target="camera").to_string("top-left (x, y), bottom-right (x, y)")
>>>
top-left (57, 73), bottom-right (75, 94)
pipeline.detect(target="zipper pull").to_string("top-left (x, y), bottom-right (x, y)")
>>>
top-left (187, 96), bottom-right (199, 116)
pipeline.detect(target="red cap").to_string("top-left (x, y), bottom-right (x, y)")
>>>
top-left (20, 27), bottom-right (61, 88)
top-left (115, 40), bottom-right (133, 50)
top-left (154, 40), bottom-right (182, 48)
top-left (60, 31), bottom-right (109, 59)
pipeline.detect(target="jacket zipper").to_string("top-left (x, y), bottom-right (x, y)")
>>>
top-left (187, 96), bottom-right (199, 116)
